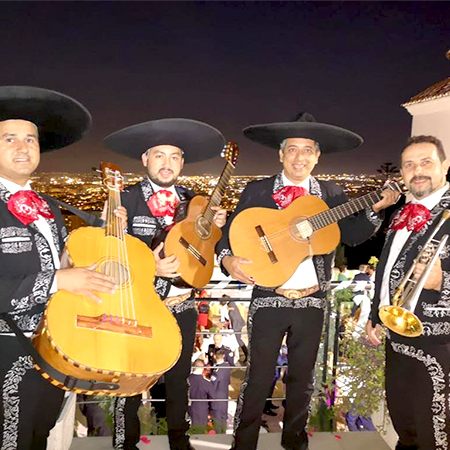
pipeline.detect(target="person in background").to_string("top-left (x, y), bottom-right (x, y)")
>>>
top-left (210, 349), bottom-right (231, 433)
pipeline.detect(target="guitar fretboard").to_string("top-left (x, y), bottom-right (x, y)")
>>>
top-left (203, 162), bottom-right (236, 226)
top-left (309, 190), bottom-right (382, 231)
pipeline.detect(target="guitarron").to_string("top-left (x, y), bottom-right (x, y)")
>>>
top-left (230, 182), bottom-right (400, 287)
top-left (33, 163), bottom-right (182, 396)
top-left (165, 142), bottom-right (239, 288)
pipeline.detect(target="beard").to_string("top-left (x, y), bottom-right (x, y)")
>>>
top-left (148, 169), bottom-right (177, 188)
top-left (408, 175), bottom-right (437, 199)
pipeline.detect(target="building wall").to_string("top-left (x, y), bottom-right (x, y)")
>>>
top-left (404, 96), bottom-right (450, 158)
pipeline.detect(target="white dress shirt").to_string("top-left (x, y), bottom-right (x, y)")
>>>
top-left (379, 182), bottom-right (449, 308)
top-left (279, 172), bottom-right (319, 290)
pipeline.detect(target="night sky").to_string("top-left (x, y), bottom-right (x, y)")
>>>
top-left (3, 1), bottom-right (450, 176)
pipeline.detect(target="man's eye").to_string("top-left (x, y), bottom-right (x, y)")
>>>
top-left (6, 138), bottom-right (14, 143)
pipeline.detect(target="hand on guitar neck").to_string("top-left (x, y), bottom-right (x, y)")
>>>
top-left (372, 186), bottom-right (401, 213)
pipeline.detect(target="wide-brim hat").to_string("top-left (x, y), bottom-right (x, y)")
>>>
top-left (243, 112), bottom-right (363, 153)
top-left (0, 86), bottom-right (92, 152)
top-left (104, 118), bottom-right (225, 163)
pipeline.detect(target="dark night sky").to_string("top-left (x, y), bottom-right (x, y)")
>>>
top-left (3, 1), bottom-right (450, 176)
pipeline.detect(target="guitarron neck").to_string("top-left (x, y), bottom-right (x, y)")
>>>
top-left (105, 187), bottom-right (124, 239)
top-left (310, 189), bottom-right (383, 231)
top-left (203, 161), bottom-right (235, 226)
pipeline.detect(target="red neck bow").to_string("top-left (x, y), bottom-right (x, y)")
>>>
top-left (7, 190), bottom-right (54, 226)
top-left (390, 203), bottom-right (431, 232)
top-left (147, 189), bottom-right (179, 217)
top-left (272, 185), bottom-right (310, 209)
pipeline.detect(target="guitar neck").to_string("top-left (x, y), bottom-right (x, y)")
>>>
top-left (310, 189), bottom-right (383, 231)
top-left (203, 162), bottom-right (236, 225)
top-left (105, 188), bottom-right (123, 238)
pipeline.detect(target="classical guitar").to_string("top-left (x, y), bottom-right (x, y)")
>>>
top-left (229, 182), bottom-right (401, 288)
top-left (33, 163), bottom-right (182, 396)
top-left (165, 142), bottom-right (239, 288)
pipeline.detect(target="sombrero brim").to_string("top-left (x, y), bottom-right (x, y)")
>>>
top-left (0, 86), bottom-right (92, 152)
top-left (243, 122), bottom-right (363, 153)
top-left (104, 118), bottom-right (225, 163)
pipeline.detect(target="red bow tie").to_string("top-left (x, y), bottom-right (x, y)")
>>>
top-left (390, 203), bottom-right (431, 232)
top-left (147, 189), bottom-right (179, 217)
top-left (272, 185), bottom-right (309, 209)
top-left (7, 190), bottom-right (55, 226)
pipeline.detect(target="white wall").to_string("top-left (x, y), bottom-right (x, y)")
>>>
top-left (404, 95), bottom-right (450, 158)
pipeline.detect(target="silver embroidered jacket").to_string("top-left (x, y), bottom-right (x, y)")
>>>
top-left (0, 182), bottom-right (67, 333)
top-left (371, 188), bottom-right (450, 345)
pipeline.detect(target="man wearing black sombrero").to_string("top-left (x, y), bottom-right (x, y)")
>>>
top-left (216, 113), bottom-right (399, 450)
top-left (0, 86), bottom-right (118, 449)
top-left (104, 118), bottom-right (227, 450)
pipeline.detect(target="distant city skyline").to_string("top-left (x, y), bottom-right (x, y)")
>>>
top-left (3, 2), bottom-right (449, 175)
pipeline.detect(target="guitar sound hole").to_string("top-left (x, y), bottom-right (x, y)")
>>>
top-left (99, 260), bottom-right (130, 286)
top-left (291, 218), bottom-right (313, 241)
top-left (195, 215), bottom-right (211, 239)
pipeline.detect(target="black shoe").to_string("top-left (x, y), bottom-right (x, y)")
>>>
top-left (263, 408), bottom-right (278, 416)
top-left (267, 401), bottom-right (279, 409)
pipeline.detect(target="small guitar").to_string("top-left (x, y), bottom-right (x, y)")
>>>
top-left (229, 182), bottom-right (401, 288)
top-left (33, 163), bottom-right (182, 396)
top-left (165, 142), bottom-right (239, 288)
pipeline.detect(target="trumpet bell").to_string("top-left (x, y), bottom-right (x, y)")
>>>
top-left (379, 305), bottom-right (424, 338)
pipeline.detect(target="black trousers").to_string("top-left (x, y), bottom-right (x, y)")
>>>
top-left (232, 299), bottom-right (325, 450)
top-left (113, 307), bottom-right (197, 450)
top-left (386, 340), bottom-right (450, 450)
top-left (0, 336), bottom-right (65, 450)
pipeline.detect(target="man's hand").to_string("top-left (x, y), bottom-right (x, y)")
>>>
top-left (372, 188), bottom-right (401, 214)
top-left (414, 257), bottom-right (443, 291)
top-left (366, 321), bottom-right (383, 346)
top-left (101, 201), bottom-right (128, 229)
top-left (153, 242), bottom-right (181, 278)
top-left (212, 207), bottom-right (227, 228)
top-left (222, 255), bottom-right (254, 285)
top-left (56, 265), bottom-right (116, 304)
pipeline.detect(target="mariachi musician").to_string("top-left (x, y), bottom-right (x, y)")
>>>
top-left (104, 118), bottom-right (227, 450)
top-left (216, 112), bottom-right (399, 450)
top-left (367, 135), bottom-right (450, 450)
top-left (0, 86), bottom-right (121, 450)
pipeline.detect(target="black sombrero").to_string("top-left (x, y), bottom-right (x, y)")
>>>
top-left (103, 118), bottom-right (225, 163)
top-left (0, 86), bottom-right (92, 152)
top-left (243, 112), bottom-right (363, 153)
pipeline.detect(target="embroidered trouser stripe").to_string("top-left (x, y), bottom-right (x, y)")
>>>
top-left (0, 337), bottom-right (64, 450)
top-left (232, 297), bottom-right (325, 450)
top-left (387, 341), bottom-right (450, 450)
top-left (112, 306), bottom-right (197, 450)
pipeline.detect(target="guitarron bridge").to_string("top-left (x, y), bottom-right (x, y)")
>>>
top-left (179, 237), bottom-right (207, 266)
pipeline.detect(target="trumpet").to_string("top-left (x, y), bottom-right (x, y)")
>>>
top-left (379, 209), bottom-right (450, 337)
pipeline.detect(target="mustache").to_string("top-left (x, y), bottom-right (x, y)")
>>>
top-left (158, 168), bottom-right (173, 174)
top-left (410, 176), bottom-right (431, 183)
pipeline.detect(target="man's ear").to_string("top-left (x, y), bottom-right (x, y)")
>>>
top-left (141, 151), bottom-right (148, 167)
top-left (279, 149), bottom-right (284, 164)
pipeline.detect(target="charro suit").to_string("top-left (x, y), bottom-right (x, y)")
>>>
top-left (371, 189), bottom-right (450, 450)
top-left (0, 181), bottom-right (66, 450)
top-left (113, 177), bottom-right (198, 450)
top-left (217, 173), bottom-right (381, 450)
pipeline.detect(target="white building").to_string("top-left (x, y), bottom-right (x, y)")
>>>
top-left (402, 74), bottom-right (450, 156)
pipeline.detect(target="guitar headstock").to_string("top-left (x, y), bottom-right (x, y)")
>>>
top-left (100, 162), bottom-right (125, 191)
top-left (221, 142), bottom-right (239, 167)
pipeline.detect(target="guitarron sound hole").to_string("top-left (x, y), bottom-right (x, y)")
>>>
top-left (99, 260), bottom-right (130, 286)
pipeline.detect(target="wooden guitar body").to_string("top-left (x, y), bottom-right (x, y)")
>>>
top-left (33, 226), bottom-right (182, 396)
top-left (229, 196), bottom-right (341, 287)
top-left (165, 195), bottom-right (222, 288)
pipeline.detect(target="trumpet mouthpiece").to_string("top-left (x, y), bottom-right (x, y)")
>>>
top-left (442, 210), bottom-right (450, 221)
